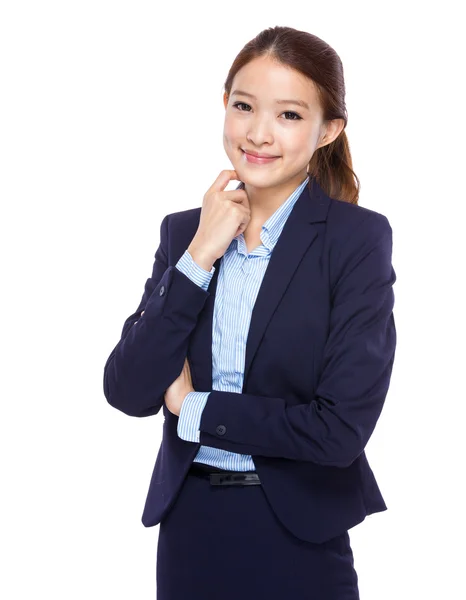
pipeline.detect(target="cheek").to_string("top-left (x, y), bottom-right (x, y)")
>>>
top-left (285, 130), bottom-right (315, 157)
top-left (224, 115), bottom-right (243, 143)
top-left (223, 128), bottom-right (235, 155)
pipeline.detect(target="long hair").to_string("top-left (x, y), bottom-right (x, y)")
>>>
top-left (223, 26), bottom-right (360, 204)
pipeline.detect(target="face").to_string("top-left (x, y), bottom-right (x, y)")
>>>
top-left (223, 55), bottom-right (334, 192)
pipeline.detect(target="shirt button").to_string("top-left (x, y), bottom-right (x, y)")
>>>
top-left (216, 425), bottom-right (226, 435)
top-left (159, 285), bottom-right (165, 296)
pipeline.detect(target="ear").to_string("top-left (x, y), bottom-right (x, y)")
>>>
top-left (223, 92), bottom-right (229, 109)
top-left (318, 118), bottom-right (346, 148)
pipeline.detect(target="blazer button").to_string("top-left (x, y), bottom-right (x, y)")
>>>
top-left (216, 425), bottom-right (226, 435)
top-left (159, 285), bottom-right (165, 296)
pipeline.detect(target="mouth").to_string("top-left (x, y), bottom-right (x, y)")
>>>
top-left (241, 149), bottom-right (281, 165)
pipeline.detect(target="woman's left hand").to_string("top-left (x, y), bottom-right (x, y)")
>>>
top-left (164, 357), bottom-right (195, 416)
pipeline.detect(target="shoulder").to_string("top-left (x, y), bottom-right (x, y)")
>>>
top-left (162, 207), bottom-right (201, 229)
top-left (316, 192), bottom-right (395, 286)
top-left (325, 200), bottom-right (395, 301)
top-left (156, 209), bottom-right (202, 262)
top-left (327, 196), bottom-right (392, 238)
top-left (324, 197), bottom-right (393, 261)
top-left (157, 207), bottom-right (201, 240)
top-left (164, 206), bottom-right (202, 221)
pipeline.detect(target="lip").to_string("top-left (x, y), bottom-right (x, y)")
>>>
top-left (241, 149), bottom-right (280, 165)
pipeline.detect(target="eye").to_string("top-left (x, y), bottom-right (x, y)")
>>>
top-left (233, 101), bottom-right (250, 112)
top-left (283, 111), bottom-right (302, 121)
top-left (232, 102), bottom-right (302, 121)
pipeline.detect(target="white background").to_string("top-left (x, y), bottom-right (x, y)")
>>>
top-left (1, 1), bottom-right (464, 598)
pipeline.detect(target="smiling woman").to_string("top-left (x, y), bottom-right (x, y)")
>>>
top-left (221, 35), bottom-right (360, 221)
top-left (152, 26), bottom-right (383, 600)
top-left (104, 24), bottom-right (396, 600)
top-left (224, 65), bottom-right (331, 185)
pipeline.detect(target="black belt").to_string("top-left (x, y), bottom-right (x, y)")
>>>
top-left (188, 462), bottom-right (262, 486)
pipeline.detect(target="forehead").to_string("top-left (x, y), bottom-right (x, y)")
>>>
top-left (231, 56), bottom-right (319, 106)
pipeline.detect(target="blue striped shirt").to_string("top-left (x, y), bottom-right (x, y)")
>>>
top-left (175, 175), bottom-right (310, 471)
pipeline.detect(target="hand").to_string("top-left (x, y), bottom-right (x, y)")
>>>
top-left (188, 170), bottom-right (251, 264)
top-left (164, 357), bottom-right (195, 416)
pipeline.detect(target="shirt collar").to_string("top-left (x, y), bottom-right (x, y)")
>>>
top-left (226, 175), bottom-right (310, 255)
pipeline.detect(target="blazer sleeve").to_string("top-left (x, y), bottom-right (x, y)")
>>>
top-left (196, 213), bottom-right (397, 468)
top-left (103, 215), bottom-right (212, 417)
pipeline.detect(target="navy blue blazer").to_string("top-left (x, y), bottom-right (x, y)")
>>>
top-left (103, 176), bottom-right (397, 544)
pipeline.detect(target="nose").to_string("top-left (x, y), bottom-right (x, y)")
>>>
top-left (246, 115), bottom-right (274, 147)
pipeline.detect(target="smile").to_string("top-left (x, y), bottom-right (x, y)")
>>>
top-left (241, 150), bottom-right (281, 165)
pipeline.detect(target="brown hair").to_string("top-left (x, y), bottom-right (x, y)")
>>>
top-left (223, 26), bottom-right (360, 204)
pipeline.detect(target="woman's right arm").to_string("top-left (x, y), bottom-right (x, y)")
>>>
top-left (102, 214), bottom-right (211, 418)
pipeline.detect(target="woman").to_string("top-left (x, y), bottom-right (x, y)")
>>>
top-left (103, 26), bottom-right (397, 599)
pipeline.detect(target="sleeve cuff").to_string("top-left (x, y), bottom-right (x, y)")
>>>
top-left (175, 250), bottom-right (215, 291)
top-left (177, 391), bottom-right (211, 442)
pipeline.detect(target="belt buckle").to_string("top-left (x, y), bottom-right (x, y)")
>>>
top-left (210, 472), bottom-right (261, 486)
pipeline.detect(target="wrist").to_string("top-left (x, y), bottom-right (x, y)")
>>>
top-left (187, 243), bottom-right (214, 271)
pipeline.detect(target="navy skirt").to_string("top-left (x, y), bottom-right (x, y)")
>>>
top-left (156, 463), bottom-right (360, 599)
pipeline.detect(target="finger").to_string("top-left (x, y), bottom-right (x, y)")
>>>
top-left (206, 170), bottom-right (239, 196)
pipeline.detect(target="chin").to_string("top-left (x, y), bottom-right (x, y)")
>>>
top-left (239, 176), bottom-right (283, 190)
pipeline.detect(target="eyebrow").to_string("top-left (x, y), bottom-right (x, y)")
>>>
top-left (231, 89), bottom-right (310, 111)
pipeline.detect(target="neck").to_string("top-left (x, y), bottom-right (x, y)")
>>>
top-left (243, 172), bottom-right (308, 222)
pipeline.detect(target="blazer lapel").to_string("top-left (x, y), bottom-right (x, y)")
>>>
top-left (187, 177), bottom-right (331, 394)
